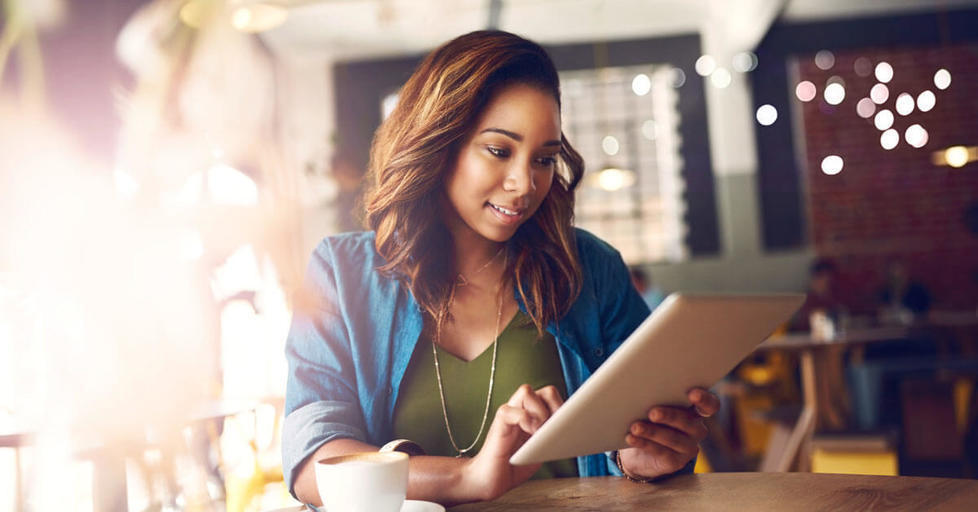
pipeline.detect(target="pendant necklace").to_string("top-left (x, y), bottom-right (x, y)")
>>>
top-left (432, 253), bottom-right (505, 457)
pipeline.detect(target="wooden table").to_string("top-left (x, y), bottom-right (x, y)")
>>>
top-left (448, 473), bottom-right (978, 511)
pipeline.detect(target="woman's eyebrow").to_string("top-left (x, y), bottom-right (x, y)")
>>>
top-left (479, 127), bottom-right (561, 147)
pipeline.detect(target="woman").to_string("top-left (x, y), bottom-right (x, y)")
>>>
top-left (283, 30), bottom-right (719, 506)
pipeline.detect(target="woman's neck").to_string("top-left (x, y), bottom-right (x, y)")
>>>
top-left (451, 233), bottom-right (506, 285)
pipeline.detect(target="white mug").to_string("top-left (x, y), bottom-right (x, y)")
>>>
top-left (315, 451), bottom-right (409, 512)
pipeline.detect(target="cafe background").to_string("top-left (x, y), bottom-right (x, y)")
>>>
top-left (1, 0), bottom-right (977, 510)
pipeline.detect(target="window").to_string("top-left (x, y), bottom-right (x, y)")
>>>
top-left (561, 65), bottom-right (687, 264)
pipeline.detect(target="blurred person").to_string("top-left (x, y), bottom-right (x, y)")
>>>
top-left (789, 258), bottom-right (848, 333)
top-left (282, 31), bottom-right (719, 507)
top-left (629, 266), bottom-right (667, 312)
top-left (876, 259), bottom-right (932, 325)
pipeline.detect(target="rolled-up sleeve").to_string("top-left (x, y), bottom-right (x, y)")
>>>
top-left (282, 242), bottom-right (368, 497)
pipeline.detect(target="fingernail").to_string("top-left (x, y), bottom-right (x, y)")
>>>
top-left (651, 409), bottom-right (663, 421)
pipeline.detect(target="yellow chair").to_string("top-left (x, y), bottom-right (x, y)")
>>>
top-left (810, 434), bottom-right (898, 476)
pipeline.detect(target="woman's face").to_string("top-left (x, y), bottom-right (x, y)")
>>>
top-left (443, 83), bottom-right (561, 246)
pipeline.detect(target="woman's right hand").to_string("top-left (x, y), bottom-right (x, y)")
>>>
top-left (462, 384), bottom-right (563, 501)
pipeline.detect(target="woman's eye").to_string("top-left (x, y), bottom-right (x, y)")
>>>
top-left (487, 146), bottom-right (509, 158)
top-left (537, 156), bottom-right (557, 167)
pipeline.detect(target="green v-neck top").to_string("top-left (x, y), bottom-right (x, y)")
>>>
top-left (392, 310), bottom-right (578, 479)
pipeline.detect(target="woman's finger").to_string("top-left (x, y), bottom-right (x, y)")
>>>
top-left (647, 407), bottom-right (709, 441)
top-left (629, 421), bottom-right (699, 455)
top-left (496, 402), bottom-right (542, 434)
top-left (687, 387), bottom-right (721, 417)
top-left (624, 435), bottom-right (689, 470)
top-left (535, 385), bottom-right (564, 415)
top-left (507, 384), bottom-right (551, 427)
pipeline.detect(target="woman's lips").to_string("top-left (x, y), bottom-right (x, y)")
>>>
top-left (487, 202), bottom-right (524, 224)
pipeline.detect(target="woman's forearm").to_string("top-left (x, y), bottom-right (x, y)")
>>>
top-left (292, 438), bottom-right (484, 507)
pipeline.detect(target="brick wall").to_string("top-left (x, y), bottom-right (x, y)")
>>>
top-left (796, 45), bottom-right (978, 312)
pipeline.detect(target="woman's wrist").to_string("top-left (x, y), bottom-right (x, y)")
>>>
top-left (615, 450), bottom-right (657, 483)
top-left (407, 455), bottom-right (487, 505)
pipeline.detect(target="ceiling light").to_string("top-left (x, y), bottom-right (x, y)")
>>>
top-left (944, 146), bottom-right (970, 168)
top-left (593, 167), bottom-right (636, 191)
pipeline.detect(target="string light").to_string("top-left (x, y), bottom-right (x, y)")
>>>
top-left (856, 98), bottom-right (876, 118)
top-left (796, 81), bottom-right (817, 102)
top-left (895, 93), bottom-right (914, 116)
top-left (874, 109), bottom-right (894, 131)
top-left (904, 124), bottom-right (928, 148)
top-left (821, 155), bottom-right (844, 175)
top-left (875, 62), bottom-right (893, 83)
top-left (880, 129), bottom-right (899, 150)
top-left (916, 90), bottom-right (936, 112)
top-left (870, 83), bottom-right (889, 104)
top-left (934, 69), bottom-right (951, 90)
top-left (824, 81), bottom-right (845, 105)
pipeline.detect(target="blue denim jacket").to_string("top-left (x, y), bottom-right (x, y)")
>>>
top-left (282, 228), bottom-right (691, 496)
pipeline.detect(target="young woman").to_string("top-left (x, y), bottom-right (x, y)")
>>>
top-left (283, 30), bottom-right (719, 506)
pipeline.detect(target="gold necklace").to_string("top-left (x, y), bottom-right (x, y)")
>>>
top-left (432, 277), bottom-right (503, 457)
top-left (455, 247), bottom-right (503, 287)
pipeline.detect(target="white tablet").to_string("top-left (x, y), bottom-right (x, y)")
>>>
top-left (509, 292), bottom-right (804, 466)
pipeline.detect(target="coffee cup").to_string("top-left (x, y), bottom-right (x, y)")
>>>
top-left (315, 451), bottom-right (409, 512)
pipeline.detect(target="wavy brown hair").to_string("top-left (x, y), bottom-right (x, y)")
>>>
top-left (363, 30), bottom-right (585, 335)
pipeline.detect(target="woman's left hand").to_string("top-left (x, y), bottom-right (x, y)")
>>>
top-left (618, 387), bottom-right (720, 480)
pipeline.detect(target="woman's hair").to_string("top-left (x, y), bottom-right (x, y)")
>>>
top-left (363, 30), bottom-right (585, 335)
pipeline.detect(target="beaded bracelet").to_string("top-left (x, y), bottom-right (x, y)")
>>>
top-left (614, 450), bottom-right (656, 483)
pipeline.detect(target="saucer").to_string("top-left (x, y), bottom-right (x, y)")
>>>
top-left (317, 500), bottom-right (445, 512)
top-left (401, 501), bottom-right (445, 512)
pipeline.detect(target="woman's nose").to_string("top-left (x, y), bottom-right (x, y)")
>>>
top-left (503, 161), bottom-right (535, 194)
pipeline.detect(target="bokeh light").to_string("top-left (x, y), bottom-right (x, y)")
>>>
top-left (695, 55), bottom-right (716, 77)
top-left (874, 109), bottom-right (894, 131)
top-left (870, 83), bottom-right (889, 104)
top-left (934, 69), bottom-right (951, 90)
top-left (710, 67), bottom-right (732, 88)
top-left (917, 90), bottom-right (936, 112)
top-left (756, 104), bottom-right (778, 126)
top-left (856, 98), bottom-right (876, 118)
top-left (824, 82), bottom-right (845, 105)
top-left (671, 68), bottom-right (687, 88)
top-left (895, 93), bottom-right (915, 116)
top-left (631, 73), bottom-right (652, 96)
top-left (815, 50), bottom-right (835, 70)
top-left (795, 81), bottom-right (817, 102)
top-left (854, 57), bottom-right (873, 77)
top-left (944, 146), bottom-right (969, 168)
top-left (732, 52), bottom-right (758, 72)
top-left (875, 62), bottom-right (894, 83)
top-left (905, 124), bottom-right (928, 148)
top-left (880, 129), bottom-right (899, 150)
top-left (601, 135), bottom-right (620, 156)
top-left (821, 155), bottom-right (844, 175)
top-left (595, 167), bottom-right (636, 191)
